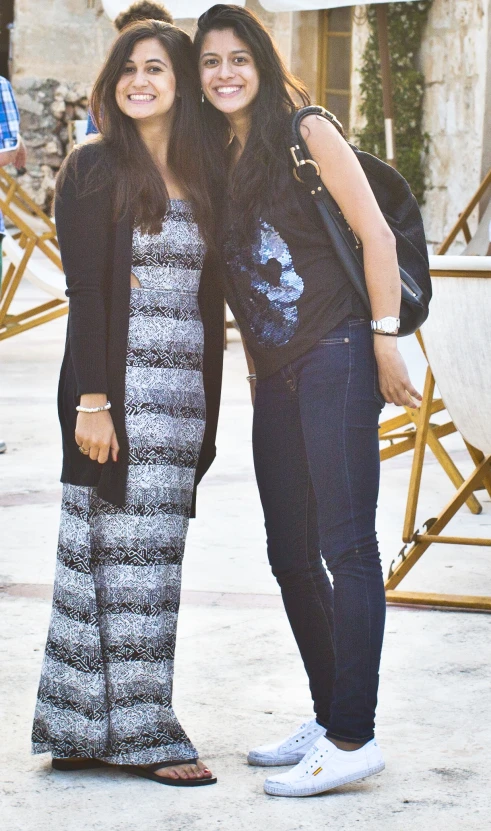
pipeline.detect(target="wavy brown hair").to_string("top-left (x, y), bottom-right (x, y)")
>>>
top-left (60, 20), bottom-right (214, 244)
top-left (194, 4), bottom-right (310, 241)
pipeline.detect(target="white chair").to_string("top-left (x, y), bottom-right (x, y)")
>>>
top-left (381, 172), bottom-right (491, 560)
top-left (385, 256), bottom-right (491, 611)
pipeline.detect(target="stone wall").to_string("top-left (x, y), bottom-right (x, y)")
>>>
top-left (10, 0), bottom-right (113, 211)
top-left (421, 0), bottom-right (489, 251)
top-left (8, 0), bottom-right (490, 242)
top-left (349, 4), bottom-right (370, 141)
top-left (12, 0), bottom-right (114, 84)
top-left (12, 79), bottom-right (91, 212)
top-left (9, 0), bottom-right (301, 211)
top-left (349, 0), bottom-right (490, 252)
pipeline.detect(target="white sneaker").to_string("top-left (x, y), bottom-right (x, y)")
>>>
top-left (247, 718), bottom-right (326, 767)
top-left (263, 735), bottom-right (385, 797)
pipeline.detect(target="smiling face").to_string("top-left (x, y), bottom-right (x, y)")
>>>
top-left (199, 28), bottom-right (260, 121)
top-left (115, 37), bottom-right (177, 124)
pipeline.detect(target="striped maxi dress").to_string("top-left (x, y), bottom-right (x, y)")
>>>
top-left (32, 201), bottom-right (206, 764)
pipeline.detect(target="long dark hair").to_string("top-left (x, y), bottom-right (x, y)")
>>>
top-left (194, 4), bottom-right (310, 240)
top-left (60, 20), bottom-right (213, 244)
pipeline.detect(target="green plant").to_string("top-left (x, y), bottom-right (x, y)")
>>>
top-left (355, 1), bottom-right (432, 203)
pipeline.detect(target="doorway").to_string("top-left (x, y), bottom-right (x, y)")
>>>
top-left (0, 0), bottom-right (14, 79)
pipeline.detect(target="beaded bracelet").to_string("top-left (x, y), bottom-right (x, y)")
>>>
top-left (76, 401), bottom-right (112, 413)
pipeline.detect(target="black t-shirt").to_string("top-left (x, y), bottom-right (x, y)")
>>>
top-left (222, 163), bottom-right (365, 379)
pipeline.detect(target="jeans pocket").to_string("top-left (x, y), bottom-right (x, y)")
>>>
top-left (318, 336), bottom-right (350, 345)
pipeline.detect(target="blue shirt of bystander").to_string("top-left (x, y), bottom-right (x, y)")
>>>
top-left (86, 110), bottom-right (99, 135)
top-left (0, 76), bottom-right (21, 235)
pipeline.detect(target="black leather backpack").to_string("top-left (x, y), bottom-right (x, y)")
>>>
top-left (290, 106), bottom-right (431, 336)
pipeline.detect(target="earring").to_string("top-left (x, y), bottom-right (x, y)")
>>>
top-left (201, 90), bottom-right (205, 104)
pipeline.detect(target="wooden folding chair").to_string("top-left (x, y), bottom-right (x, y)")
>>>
top-left (0, 225), bottom-right (67, 341)
top-left (437, 168), bottom-right (491, 256)
top-left (385, 256), bottom-right (491, 611)
top-left (379, 170), bottom-right (491, 512)
top-left (0, 169), bottom-right (68, 339)
top-left (0, 168), bottom-right (59, 254)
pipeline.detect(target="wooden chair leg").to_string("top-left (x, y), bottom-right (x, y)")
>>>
top-left (385, 456), bottom-right (491, 591)
top-left (0, 238), bottom-right (36, 329)
top-left (402, 367), bottom-right (434, 541)
top-left (464, 441), bottom-right (491, 499)
top-left (403, 392), bottom-right (482, 524)
top-left (0, 261), bottom-right (17, 300)
top-left (0, 302), bottom-right (68, 340)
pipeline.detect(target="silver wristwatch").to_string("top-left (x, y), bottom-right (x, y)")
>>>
top-left (370, 316), bottom-right (400, 335)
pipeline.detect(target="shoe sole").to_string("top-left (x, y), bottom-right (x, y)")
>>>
top-left (52, 758), bottom-right (106, 771)
top-left (264, 761), bottom-right (385, 797)
top-left (248, 752), bottom-right (307, 767)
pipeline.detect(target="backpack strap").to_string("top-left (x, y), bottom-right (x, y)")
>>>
top-left (290, 106), bottom-right (345, 188)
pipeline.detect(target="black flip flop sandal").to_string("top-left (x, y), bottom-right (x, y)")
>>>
top-left (52, 758), bottom-right (106, 771)
top-left (121, 759), bottom-right (217, 787)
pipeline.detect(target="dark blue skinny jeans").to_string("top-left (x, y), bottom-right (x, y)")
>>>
top-left (252, 316), bottom-right (386, 743)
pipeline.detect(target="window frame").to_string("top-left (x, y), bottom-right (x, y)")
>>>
top-left (317, 7), bottom-right (353, 133)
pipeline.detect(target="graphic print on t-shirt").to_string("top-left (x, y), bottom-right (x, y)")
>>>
top-left (227, 220), bottom-right (304, 347)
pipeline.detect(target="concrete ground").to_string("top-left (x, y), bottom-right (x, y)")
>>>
top-left (1, 283), bottom-right (491, 831)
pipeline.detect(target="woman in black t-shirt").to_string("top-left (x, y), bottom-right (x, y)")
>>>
top-left (196, 4), bottom-right (421, 799)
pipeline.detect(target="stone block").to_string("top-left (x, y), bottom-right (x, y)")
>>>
top-left (74, 106), bottom-right (88, 121)
top-left (422, 187), bottom-right (450, 246)
top-left (19, 112), bottom-right (44, 131)
top-left (426, 0), bottom-right (454, 31)
top-left (15, 93), bottom-right (44, 116)
top-left (50, 99), bottom-right (66, 119)
top-left (63, 90), bottom-right (80, 104)
top-left (54, 84), bottom-right (69, 101)
top-left (14, 77), bottom-right (44, 93)
top-left (423, 83), bottom-right (447, 137)
top-left (25, 137), bottom-right (47, 149)
top-left (424, 137), bottom-right (451, 189)
top-left (421, 36), bottom-right (446, 84)
top-left (43, 140), bottom-right (62, 157)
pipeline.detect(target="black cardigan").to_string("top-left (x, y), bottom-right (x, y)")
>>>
top-left (56, 142), bottom-right (224, 513)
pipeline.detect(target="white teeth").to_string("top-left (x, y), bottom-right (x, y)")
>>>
top-left (216, 86), bottom-right (241, 94)
top-left (128, 94), bottom-right (155, 101)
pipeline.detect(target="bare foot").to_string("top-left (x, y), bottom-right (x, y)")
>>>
top-left (150, 760), bottom-right (213, 781)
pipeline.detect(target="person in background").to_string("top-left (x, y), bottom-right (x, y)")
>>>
top-left (0, 75), bottom-right (27, 454)
top-left (86, 1), bottom-right (174, 135)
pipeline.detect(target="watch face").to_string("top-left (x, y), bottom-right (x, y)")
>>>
top-left (380, 317), bottom-right (399, 333)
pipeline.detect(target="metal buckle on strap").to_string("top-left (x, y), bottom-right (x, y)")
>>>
top-left (290, 145), bottom-right (321, 182)
top-left (290, 144), bottom-right (321, 175)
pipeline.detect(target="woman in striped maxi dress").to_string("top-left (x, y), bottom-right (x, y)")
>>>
top-left (31, 20), bottom-right (223, 787)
